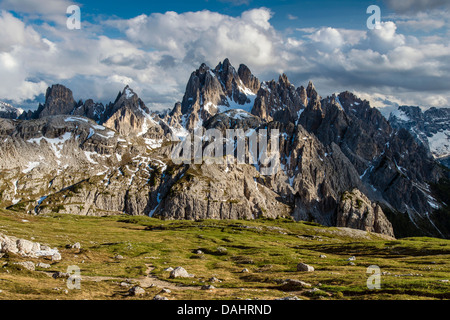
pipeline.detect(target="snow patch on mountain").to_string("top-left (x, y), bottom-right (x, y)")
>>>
top-left (429, 130), bottom-right (450, 159)
top-left (390, 109), bottom-right (410, 122)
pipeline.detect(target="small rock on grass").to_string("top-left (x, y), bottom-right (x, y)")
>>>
top-left (51, 253), bottom-right (62, 261)
top-left (52, 271), bottom-right (69, 279)
top-left (36, 262), bottom-right (51, 269)
top-left (201, 285), bottom-right (215, 290)
top-left (241, 268), bottom-right (250, 273)
top-left (129, 286), bottom-right (145, 296)
top-left (280, 279), bottom-right (312, 290)
top-left (69, 243), bottom-right (81, 250)
top-left (297, 263), bottom-right (314, 272)
top-left (209, 277), bottom-right (222, 283)
top-left (170, 267), bottom-right (194, 279)
top-left (120, 282), bottom-right (132, 287)
top-left (153, 295), bottom-right (169, 300)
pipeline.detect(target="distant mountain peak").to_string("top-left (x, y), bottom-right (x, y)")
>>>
top-left (0, 101), bottom-right (24, 119)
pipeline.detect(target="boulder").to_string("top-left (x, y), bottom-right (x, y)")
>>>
top-left (36, 262), bottom-right (51, 269)
top-left (129, 286), bottom-right (145, 296)
top-left (280, 279), bottom-right (312, 291)
top-left (297, 263), bottom-right (314, 272)
top-left (170, 267), bottom-right (194, 279)
top-left (201, 285), bottom-right (215, 290)
top-left (14, 261), bottom-right (35, 271)
top-left (51, 253), bottom-right (62, 261)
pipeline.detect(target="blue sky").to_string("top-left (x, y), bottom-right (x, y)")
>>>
top-left (80, 0), bottom-right (384, 29)
top-left (0, 0), bottom-right (449, 114)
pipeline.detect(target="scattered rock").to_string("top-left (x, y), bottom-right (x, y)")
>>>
top-left (51, 253), bottom-right (62, 261)
top-left (348, 262), bottom-right (356, 266)
top-left (36, 262), bottom-right (51, 269)
top-left (129, 286), bottom-right (145, 296)
top-left (241, 268), bottom-right (250, 273)
top-left (209, 277), bottom-right (222, 283)
top-left (201, 285), bottom-right (215, 290)
top-left (306, 288), bottom-right (332, 297)
top-left (170, 267), bottom-right (194, 278)
top-left (120, 282), bottom-right (132, 287)
top-left (280, 279), bottom-right (312, 291)
top-left (52, 271), bottom-right (69, 279)
top-left (153, 295), bottom-right (169, 300)
top-left (69, 243), bottom-right (81, 250)
top-left (114, 255), bottom-right (124, 260)
top-left (164, 267), bottom-right (174, 272)
top-left (13, 261), bottom-right (35, 271)
top-left (275, 296), bottom-right (301, 300)
top-left (216, 247), bottom-right (228, 255)
top-left (319, 255), bottom-right (327, 258)
top-left (195, 250), bottom-right (204, 255)
top-left (160, 288), bottom-right (171, 294)
top-left (1, 233), bottom-right (60, 260)
top-left (347, 256), bottom-right (356, 261)
top-left (297, 263), bottom-right (314, 272)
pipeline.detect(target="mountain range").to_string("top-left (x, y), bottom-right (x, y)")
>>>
top-left (0, 59), bottom-right (449, 239)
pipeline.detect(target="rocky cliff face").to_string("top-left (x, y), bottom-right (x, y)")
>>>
top-left (389, 105), bottom-right (450, 167)
top-left (251, 77), bottom-right (309, 123)
top-left (0, 59), bottom-right (449, 239)
top-left (338, 189), bottom-right (394, 237)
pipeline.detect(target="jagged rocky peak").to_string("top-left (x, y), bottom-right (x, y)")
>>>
top-left (37, 84), bottom-right (77, 118)
top-left (72, 99), bottom-right (105, 123)
top-left (177, 58), bottom-right (260, 130)
top-left (306, 81), bottom-right (319, 101)
top-left (102, 85), bottom-right (163, 137)
top-left (252, 74), bottom-right (309, 123)
top-left (238, 63), bottom-right (260, 93)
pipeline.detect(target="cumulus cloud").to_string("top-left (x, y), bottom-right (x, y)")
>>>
top-left (108, 9), bottom-right (279, 69)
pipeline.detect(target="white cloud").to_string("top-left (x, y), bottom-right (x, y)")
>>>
top-left (109, 9), bottom-right (279, 69)
top-left (397, 18), bottom-right (446, 31)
